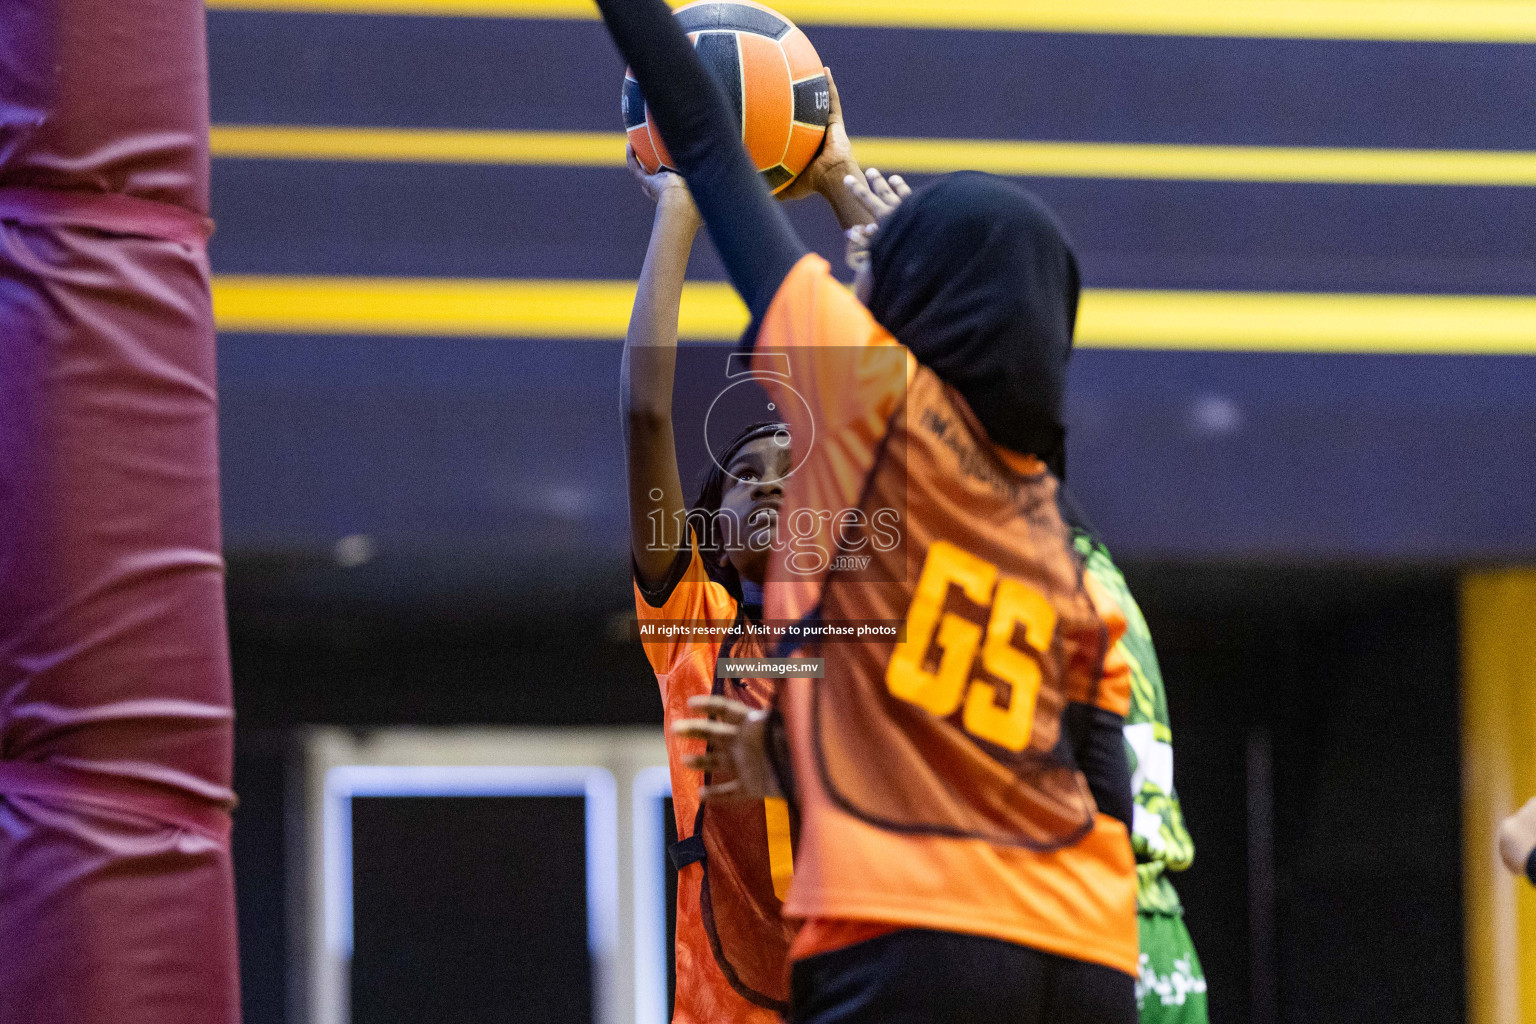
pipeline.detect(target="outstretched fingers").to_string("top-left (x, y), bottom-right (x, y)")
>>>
top-left (673, 717), bottom-right (739, 742)
top-left (685, 694), bottom-right (753, 724)
top-left (866, 167), bottom-right (903, 207)
top-left (700, 779), bottom-right (746, 801)
top-left (845, 166), bottom-right (910, 229)
top-left (683, 750), bottom-right (724, 773)
top-left (845, 171), bottom-right (893, 220)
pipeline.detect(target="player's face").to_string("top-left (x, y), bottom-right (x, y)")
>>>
top-left (716, 432), bottom-right (793, 586)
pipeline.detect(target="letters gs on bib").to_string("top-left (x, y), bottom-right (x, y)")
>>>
top-left (622, 0), bottom-right (831, 195)
top-left (887, 541), bottom-right (1059, 753)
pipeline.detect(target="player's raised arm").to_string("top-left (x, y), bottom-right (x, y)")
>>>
top-left (594, 0), bottom-right (806, 324)
top-left (622, 150), bottom-right (701, 587)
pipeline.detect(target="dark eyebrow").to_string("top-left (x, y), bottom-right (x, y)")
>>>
top-left (728, 449), bottom-right (766, 473)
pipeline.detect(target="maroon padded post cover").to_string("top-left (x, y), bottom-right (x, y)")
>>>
top-left (0, 0), bottom-right (239, 1021)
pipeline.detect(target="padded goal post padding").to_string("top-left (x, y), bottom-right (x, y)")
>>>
top-left (0, 1), bottom-right (239, 1021)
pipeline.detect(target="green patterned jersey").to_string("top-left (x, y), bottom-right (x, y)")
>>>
top-left (1075, 531), bottom-right (1195, 916)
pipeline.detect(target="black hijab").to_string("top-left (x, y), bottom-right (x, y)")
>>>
top-left (867, 171), bottom-right (1080, 477)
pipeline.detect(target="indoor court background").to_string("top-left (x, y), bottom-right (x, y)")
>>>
top-left (199, 2), bottom-right (1536, 1022)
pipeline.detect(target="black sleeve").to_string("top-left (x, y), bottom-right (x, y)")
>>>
top-left (1064, 703), bottom-right (1133, 829)
top-left (1526, 846), bottom-right (1536, 887)
top-left (595, 0), bottom-right (807, 324)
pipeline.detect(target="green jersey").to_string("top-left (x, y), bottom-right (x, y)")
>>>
top-left (1076, 531), bottom-right (1195, 916)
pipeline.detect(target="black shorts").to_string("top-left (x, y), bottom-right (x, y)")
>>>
top-left (790, 928), bottom-right (1136, 1024)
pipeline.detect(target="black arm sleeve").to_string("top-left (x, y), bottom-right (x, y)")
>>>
top-left (595, 0), bottom-right (807, 323)
top-left (1064, 703), bottom-right (1133, 829)
top-left (1526, 846), bottom-right (1536, 887)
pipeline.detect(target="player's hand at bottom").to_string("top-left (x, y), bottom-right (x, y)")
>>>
top-left (1499, 795), bottom-right (1536, 877)
top-left (674, 695), bottom-right (782, 802)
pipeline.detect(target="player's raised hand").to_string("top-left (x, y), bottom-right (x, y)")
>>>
top-left (674, 694), bottom-right (782, 802)
top-left (628, 144), bottom-right (698, 215)
top-left (781, 67), bottom-right (856, 201)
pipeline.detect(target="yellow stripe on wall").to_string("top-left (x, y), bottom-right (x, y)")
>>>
top-left (1461, 569), bottom-right (1536, 1024)
top-left (204, 0), bottom-right (1536, 44)
top-left (855, 138), bottom-right (1536, 188)
top-left (211, 125), bottom-right (625, 166)
top-left (212, 276), bottom-right (746, 338)
top-left (209, 125), bottom-right (1536, 188)
top-left (1080, 290), bottom-right (1536, 354)
top-left (212, 275), bottom-right (1536, 354)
